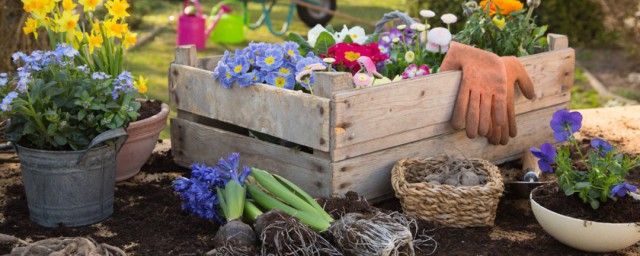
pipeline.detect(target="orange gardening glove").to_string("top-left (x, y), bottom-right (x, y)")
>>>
top-left (486, 56), bottom-right (536, 145)
top-left (440, 41), bottom-right (508, 139)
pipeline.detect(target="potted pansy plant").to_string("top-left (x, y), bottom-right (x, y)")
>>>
top-left (529, 109), bottom-right (640, 252)
top-left (21, 0), bottom-right (170, 181)
top-left (2, 0), bottom-right (159, 227)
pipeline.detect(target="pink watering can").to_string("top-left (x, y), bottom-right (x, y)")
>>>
top-left (177, 0), bottom-right (231, 50)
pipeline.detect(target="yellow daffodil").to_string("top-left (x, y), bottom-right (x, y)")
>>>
top-left (62, 0), bottom-right (76, 11)
top-left (87, 31), bottom-right (103, 53)
top-left (56, 11), bottom-right (79, 34)
top-left (67, 30), bottom-right (84, 49)
top-left (123, 32), bottom-right (137, 48)
top-left (23, 18), bottom-right (39, 39)
top-left (22, 0), bottom-right (56, 18)
top-left (103, 19), bottom-right (128, 38)
top-left (79, 0), bottom-right (103, 12)
top-left (105, 0), bottom-right (130, 20)
top-left (134, 75), bottom-right (148, 93)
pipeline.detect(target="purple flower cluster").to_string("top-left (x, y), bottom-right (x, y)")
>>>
top-left (0, 73), bottom-right (7, 86)
top-left (611, 183), bottom-right (637, 198)
top-left (590, 138), bottom-right (612, 157)
top-left (530, 142), bottom-right (556, 173)
top-left (110, 71), bottom-right (135, 99)
top-left (550, 109), bottom-right (582, 142)
top-left (295, 52), bottom-right (326, 89)
top-left (378, 28), bottom-right (416, 54)
top-left (0, 91), bottom-right (18, 111)
top-left (173, 153), bottom-right (251, 222)
top-left (212, 42), bottom-right (324, 90)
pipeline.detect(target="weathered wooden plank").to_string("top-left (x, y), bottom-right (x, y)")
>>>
top-left (175, 45), bottom-right (197, 67)
top-left (331, 102), bottom-right (569, 201)
top-left (314, 72), bottom-right (354, 99)
top-left (196, 56), bottom-right (223, 71)
top-left (169, 64), bottom-right (331, 151)
top-left (548, 34), bottom-right (569, 51)
top-left (331, 89), bottom-right (571, 161)
top-left (170, 118), bottom-right (333, 197)
top-left (332, 48), bottom-right (575, 152)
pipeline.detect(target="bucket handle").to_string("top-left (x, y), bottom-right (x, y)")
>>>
top-left (77, 128), bottom-right (129, 164)
top-left (205, 3), bottom-right (232, 38)
top-left (183, 0), bottom-right (203, 17)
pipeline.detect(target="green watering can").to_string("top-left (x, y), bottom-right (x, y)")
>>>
top-left (210, 1), bottom-right (245, 44)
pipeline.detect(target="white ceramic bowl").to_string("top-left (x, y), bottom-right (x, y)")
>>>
top-left (530, 191), bottom-right (640, 253)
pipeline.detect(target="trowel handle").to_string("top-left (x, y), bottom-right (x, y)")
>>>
top-left (522, 148), bottom-right (542, 181)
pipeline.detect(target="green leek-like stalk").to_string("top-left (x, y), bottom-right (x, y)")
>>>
top-left (272, 174), bottom-right (334, 223)
top-left (243, 200), bottom-right (263, 223)
top-left (247, 184), bottom-right (331, 232)
top-left (217, 180), bottom-right (246, 221)
top-left (251, 168), bottom-right (324, 216)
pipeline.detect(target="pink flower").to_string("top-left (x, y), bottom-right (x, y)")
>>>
top-left (401, 64), bottom-right (430, 79)
top-left (353, 73), bottom-right (373, 88)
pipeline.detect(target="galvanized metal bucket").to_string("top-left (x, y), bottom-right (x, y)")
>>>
top-left (14, 128), bottom-right (128, 227)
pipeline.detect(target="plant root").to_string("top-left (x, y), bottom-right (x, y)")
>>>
top-left (256, 210), bottom-right (341, 256)
top-left (329, 211), bottom-right (438, 256)
top-left (212, 219), bottom-right (258, 249)
top-left (0, 234), bottom-right (126, 256)
top-left (422, 155), bottom-right (488, 186)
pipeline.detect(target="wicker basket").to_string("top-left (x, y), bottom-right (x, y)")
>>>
top-left (391, 157), bottom-right (504, 228)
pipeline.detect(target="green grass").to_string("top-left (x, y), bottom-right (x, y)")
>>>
top-left (570, 68), bottom-right (609, 109)
top-left (125, 0), bottom-right (406, 139)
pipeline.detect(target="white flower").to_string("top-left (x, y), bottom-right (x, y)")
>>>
top-left (334, 25), bottom-right (349, 43)
top-left (441, 13), bottom-right (458, 24)
top-left (425, 42), bottom-right (449, 53)
top-left (420, 10), bottom-right (436, 18)
top-left (410, 23), bottom-right (426, 32)
top-left (392, 38), bottom-right (400, 43)
top-left (307, 24), bottom-right (328, 46)
top-left (404, 51), bottom-right (415, 63)
top-left (323, 58), bottom-right (336, 64)
top-left (427, 27), bottom-right (452, 46)
top-left (346, 26), bottom-right (368, 44)
top-left (396, 24), bottom-right (407, 30)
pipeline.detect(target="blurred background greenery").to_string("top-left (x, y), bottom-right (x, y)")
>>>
top-left (1, 0), bottom-right (638, 139)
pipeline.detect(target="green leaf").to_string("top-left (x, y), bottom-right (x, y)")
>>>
top-left (216, 187), bottom-right (229, 220)
top-left (78, 109), bottom-right (87, 120)
top-left (287, 32), bottom-right (314, 56)
top-left (53, 135), bottom-right (67, 146)
top-left (364, 34), bottom-right (379, 44)
top-left (575, 182), bottom-right (591, 189)
top-left (589, 199), bottom-right (600, 210)
top-left (314, 31), bottom-right (336, 56)
top-left (324, 25), bottom-right (335, 34)
top-left (342, 35), bottom-right (353, 44)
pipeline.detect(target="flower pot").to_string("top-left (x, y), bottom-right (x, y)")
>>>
top-left (115, 101), bottom-right (169, 181)
top-left (530, 186), bottom-right (640, 253)
top-left (15, 129), bottom-right (128, 227)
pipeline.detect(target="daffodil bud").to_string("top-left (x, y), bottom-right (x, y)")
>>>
top-left (527, 0), bottom-right (541, 8)
top-left (492, 16), bottom-right (505, 29)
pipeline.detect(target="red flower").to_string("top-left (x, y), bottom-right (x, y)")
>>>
top-left (323, 42), bottom-right (389, 73)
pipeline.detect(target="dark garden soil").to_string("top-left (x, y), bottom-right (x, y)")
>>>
top-left (1, 145), bottom-right (640, 255)
top-left (137, 99), bottom-right (163, 121)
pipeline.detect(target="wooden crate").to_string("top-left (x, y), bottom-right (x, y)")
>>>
top-left (169, 34), bottom-right (574, 201)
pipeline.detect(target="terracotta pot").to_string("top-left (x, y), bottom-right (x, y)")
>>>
top-left (530, 186), bottom-right (640, 253)
top-left (115, 101), bottom-right (169, 181)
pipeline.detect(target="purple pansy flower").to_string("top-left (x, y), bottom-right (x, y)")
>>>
top-left (610, 183), bottom-right (637, 198)
top-left (550, 109), bottom-right (583, 142)
top-left (530, 142), bottom-right (557, 173)
top-left (590, 138), bottom-right (613, 157)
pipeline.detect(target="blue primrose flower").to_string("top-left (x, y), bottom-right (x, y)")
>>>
top-left (214, 62), bottom-right (236, 88)
top-left (282, 41), bottom-right (301, 60)
top-left (530, 142), bottom-right (557, 173)
top-left (590, 138), bottom-right (613, 157)
top-left (610, 183), bottom-right (638, 198)
top-left (243, 42), bottom-right (268, 65)
top-left (238, 70), bottom-right (265, 87)
top-left (266, 72), bottom-right (295, 90)
top-left (550, 109), bottom-right (583, 142)
top-left (256, 46), bottom-right (284, 71)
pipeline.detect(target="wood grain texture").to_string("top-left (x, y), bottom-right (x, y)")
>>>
top-left (331, 48), bottom-right (575, 158)
top-left (547, 34), bottom-right (569, 51)
top-left (331, 102), bottom-right (569, 201)
top-left (169, 64), bottom-right (331, 151)
top-left (170, 118), bottom-right (333, 197)
top-left (196, 56), bottom-right (222, 71)
top-left (174, 45), bottom-right (197, 67)
top-left (314, 72), bottom-right (354, 99)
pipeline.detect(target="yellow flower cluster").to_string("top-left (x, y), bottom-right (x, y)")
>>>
top-left (21, 0), bottom-right (147, 94)
top-left (21, 0), bottom-right (137, 53)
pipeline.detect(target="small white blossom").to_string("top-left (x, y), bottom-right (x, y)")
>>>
top-left (441, 13), bottom-right (458, 24)
top-left (420, 10), bottom-right (436, 18)
top-left (396, 24), bottom-right (407, 30)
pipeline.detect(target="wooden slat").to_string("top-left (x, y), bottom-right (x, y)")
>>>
top-left (332, 89), bottom-right (571, 161)
top-left (548, 34), bottom-right (569, 51)
top-left (196, 56), bottom-right (223, 71)
top-left (170, 118), bottom-right (333, 197)
top-left (314, 72), bottom-right (354, 99)
top-left (169, 64), bottom-right (331, 151)
top-left (332, 48), bottom-right (575, 156)
top-left (331, 102), bottom-right (569, 201)
top-left (175, 45), bottom-right (197, 67)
